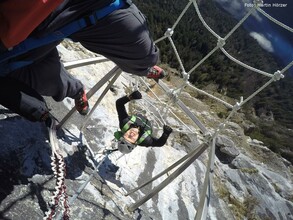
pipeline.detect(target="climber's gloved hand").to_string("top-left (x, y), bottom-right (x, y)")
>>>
top-left (163, 124), bottom-right (173, 135)
top-left (128, 90), bottom-right (142, 100)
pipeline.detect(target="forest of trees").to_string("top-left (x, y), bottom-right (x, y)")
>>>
top-left (134, 0), bottom-right (293, 162)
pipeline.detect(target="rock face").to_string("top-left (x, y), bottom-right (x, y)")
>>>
top-left (220, 154), bottom-right (293, 220)
top-left (215, 135), bottom-right (240, 164)
top-left (0, 43), bottom-right (292, 220)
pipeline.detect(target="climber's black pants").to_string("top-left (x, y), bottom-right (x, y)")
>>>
top-left (0, 77), bottom-right (49, 121)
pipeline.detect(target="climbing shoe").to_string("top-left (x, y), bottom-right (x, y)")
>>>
top-left (146, 65), bottom-right (167, 80)
top-left (74, 89), bottom-right (89, 115)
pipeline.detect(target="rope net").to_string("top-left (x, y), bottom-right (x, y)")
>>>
top-left (118, 0), bottom-right (292, 218)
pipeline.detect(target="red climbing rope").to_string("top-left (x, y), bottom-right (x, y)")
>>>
top-left (44, 119), bottom-right (70, 220)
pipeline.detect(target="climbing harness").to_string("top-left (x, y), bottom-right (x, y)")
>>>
top-left (44, 118), bottom-right (69, 220)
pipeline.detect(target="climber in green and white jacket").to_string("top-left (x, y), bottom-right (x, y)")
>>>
top-left (115, 90), bottom-right (173, 153)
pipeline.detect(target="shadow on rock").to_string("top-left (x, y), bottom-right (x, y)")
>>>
top-left (0, 116), bottom-right (56, 219)
top-left (98, 155), bottom-right (123, 187)
top-left (65, 144), bottom-right (95, 179)
top-left (0, 117), bottom-right (53, 202)
top-left (0, 153), bottom-right (29, 202)
top-left (215, 146), bottom-right (235, 164)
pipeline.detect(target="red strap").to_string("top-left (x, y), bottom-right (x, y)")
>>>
top-left (0, 0), bottom-right (64, 48)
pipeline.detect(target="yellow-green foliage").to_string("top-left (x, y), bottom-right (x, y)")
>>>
top-left (229, 195), bottom-right (259, 220)
top-left (272, 182), bottom-right (281, 194)
top-left (215, 178), bottom-right (260, 220)
top-left (240, 168), bottom-right (259, 174)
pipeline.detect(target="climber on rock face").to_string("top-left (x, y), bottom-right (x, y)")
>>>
top-left (114, 90), bottom-right (173, 154)
top-left (0, 0), bottom-right (167, 124)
